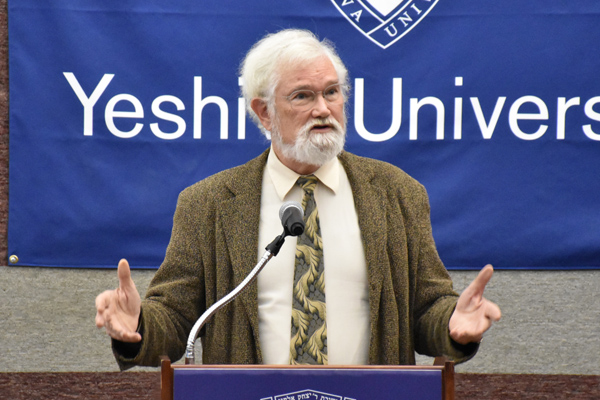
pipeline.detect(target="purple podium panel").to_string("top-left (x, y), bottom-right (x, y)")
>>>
top-left (173, 367), bottom-right (443, 400)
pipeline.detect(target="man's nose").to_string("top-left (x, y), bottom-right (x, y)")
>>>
top-left (311, 94), bottom-right (332, 118)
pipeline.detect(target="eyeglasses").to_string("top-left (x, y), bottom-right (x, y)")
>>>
top-left (284, 84), bottom-right (345, 111)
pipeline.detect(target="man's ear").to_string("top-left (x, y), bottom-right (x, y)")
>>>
top-left (250, 98), bottom-right (273, 132)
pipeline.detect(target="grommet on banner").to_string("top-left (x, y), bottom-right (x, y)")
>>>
top-left (9, 255), bottom-right (19, 264)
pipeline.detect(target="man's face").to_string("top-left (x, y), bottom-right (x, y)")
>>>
top-left (267, 56), bottom-right (346, 173)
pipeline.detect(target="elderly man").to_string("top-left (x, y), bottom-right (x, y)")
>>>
top-left (96, 29), bottom-right (501, 370)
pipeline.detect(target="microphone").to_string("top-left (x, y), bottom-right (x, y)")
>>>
top-left (185, 201), bottom-right (303, 364)
top-left (279, 201), bottom-right (305, 237)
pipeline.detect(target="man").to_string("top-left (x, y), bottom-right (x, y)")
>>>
top-left (96, 29), bottom-right (501, 370)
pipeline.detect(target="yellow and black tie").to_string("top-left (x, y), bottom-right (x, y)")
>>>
top-left (290, 175), bottom-right (327, 365)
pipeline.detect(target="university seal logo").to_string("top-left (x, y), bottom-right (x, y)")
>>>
top-left (330, 0), bottom-right (441, 49)
top-left (260, 389), bottom-right (355, 400)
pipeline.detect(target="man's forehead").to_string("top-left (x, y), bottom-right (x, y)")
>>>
top-left (276, 56), bottom-right (339, 91)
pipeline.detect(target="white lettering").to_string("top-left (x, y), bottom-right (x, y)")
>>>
top-left (193, 76), bottom-right (229, 139)
top-left (509, 96), bottom-right (549, 140)
top-left (150, 95), bottom-right (186, 140)
top-left (354, 78), bottom-right (402, 142)
top-left (105, 94), bottom-right (144, 139)
top-left (471, 97), bottom-right (507, 140)
top-left (350, 10), bottom-right (362, 23)
top-left (64, 73), bottom-right (600, 143)
top-left (410, 97), bottom-right (445, 140)
top-left (64, 73), bottom-right (114, 136)
top-left (556, 97), bottom-right (580, 140)
top-left (410, 4), bottom-right (423, 14)
top-left (583, 96), bottom-right (600, 140)
top-left (384, 23), bottom-right (398, 37)
top-left (454, 97), bottom-right (463, 140)
top-left (398, 12), bottom-right (413, 28)
top-left (454, 77), bottom-right (463, 139)
top-left (341, 0), bottom-right (354, 5)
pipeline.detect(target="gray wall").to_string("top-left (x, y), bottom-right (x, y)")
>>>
top-left (1, 265), bottom-right (598, 374)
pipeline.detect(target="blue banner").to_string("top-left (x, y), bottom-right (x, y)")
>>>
top-left (8, 0), bottom-right (600, 269)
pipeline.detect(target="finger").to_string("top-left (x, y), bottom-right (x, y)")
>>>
top-left (485, 300), bottom-right (502, 322)
top-left (117, 259), bottom-right (135, 290)
top-left (465, 264), bottom-right (494, 297)
top-left (95, 290), bottom-right (114, 327)
top-left (450, 306), bottom-right (499, 341)
top-left (105, 316), bottom-right (142, 343)
top-left (95, 313), bottom-right (105, 328)
top-left (95, 290), bottom-right (112, 311)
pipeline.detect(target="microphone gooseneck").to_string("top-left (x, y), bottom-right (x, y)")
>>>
top-left (184, 201), bottom-right (303, 364)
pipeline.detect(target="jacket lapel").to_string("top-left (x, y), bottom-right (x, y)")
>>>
top-left (339, 152), bottom-right (387, 352)
top-left (218, 150), bottom-right (269, 358)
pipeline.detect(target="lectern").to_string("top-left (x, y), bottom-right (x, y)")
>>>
top-left (161, 358), bottom-right (455, 400)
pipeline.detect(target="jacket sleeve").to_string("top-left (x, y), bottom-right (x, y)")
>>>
top-left (410, 184), bottom-right (479, 364)
top-left (113, 187), bottom-right (207, 370)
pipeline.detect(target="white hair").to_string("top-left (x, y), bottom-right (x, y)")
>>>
top-left (239, 29), bottom-right (349, 135)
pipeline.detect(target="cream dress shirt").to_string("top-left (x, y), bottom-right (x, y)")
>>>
top-left (257, 148), bottom-right (370, 365)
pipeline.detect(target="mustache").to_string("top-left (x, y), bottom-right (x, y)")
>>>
top-left (305, 117), bottom-right (344, 133)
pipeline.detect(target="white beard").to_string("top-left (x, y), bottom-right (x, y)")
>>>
top-left (271, 116), bottom-right (346, 168)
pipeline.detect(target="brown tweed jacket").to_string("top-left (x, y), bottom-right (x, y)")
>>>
top-left (114, 149), bottom-right (477, 369)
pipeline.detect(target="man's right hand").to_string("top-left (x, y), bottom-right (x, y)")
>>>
top-left (95, 259), bottom-right (142, 342)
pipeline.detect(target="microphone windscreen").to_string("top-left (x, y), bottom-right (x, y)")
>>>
top-left (279, 201), bottom-right (304, 236)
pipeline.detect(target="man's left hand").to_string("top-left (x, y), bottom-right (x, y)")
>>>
top-left (449, 264), bottom-right (502, 345)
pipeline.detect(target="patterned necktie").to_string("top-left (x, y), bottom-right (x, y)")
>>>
top-left (290, 175), bottom-right (327, 365)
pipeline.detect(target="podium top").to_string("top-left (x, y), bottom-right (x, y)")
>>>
top-left (161, 360), bottom-right (454, 400)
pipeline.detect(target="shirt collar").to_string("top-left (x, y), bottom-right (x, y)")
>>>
top-left (267, 145), bottom-right (340, 200)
